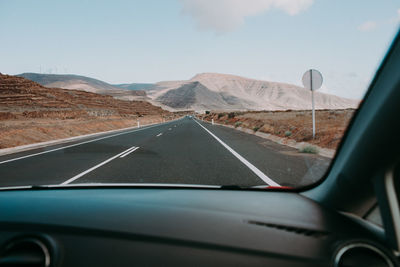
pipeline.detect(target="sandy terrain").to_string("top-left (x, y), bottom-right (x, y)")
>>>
top-left (200, 109), bottom-right (356, 149)
top-left (0, 116), bottom-right (166, 149)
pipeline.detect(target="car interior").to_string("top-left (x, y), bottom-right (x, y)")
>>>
top-left (0, 25), bottom-right (399, 267)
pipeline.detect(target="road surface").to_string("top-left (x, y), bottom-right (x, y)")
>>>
top-left (0, 117), bottom-right (330, 187)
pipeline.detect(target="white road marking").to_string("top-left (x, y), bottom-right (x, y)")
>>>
top-left (0, 122), bottom-right (169, 165)
top-left (194, 120), bottom-right (280, 187)
top-left (168, 128), bottom-right (171, 130)
top-left (156, 133), bottom-right (163, 137)
top-left (61, 145), bottom-right (137, 185)
top-left (120, 147), bottom-right (139, 158)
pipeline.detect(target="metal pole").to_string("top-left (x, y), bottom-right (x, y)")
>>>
top-left (310, 70), bottom-right (315, 139)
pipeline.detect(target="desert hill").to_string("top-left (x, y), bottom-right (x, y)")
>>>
top-left (156, 81), bottom-right (256, 110)
top-left (0, 73), bottom-right (168, 119)
top-left (19, 72), bottom-right (360, 112)
top-left (0, 73), bottom-right (177, 149)
top-left (113, 83), bottom-right (155, 90)
top-left (18, 73), bottom-right (147, 100)
top-left (148, 73), bottom-right (359, 111)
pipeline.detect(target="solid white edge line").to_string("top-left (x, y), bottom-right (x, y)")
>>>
top-left (0, 119), bottom-right (180, 165)
top-left (61, 145), bottom-right (138, 185)
top-left (194, 120), bottom-right (280, 187)
top-left (119, 147), bottom-right (139, 158)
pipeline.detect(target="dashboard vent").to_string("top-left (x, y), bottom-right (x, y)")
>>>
top-left (247, 220), bottom-right (329, 238)
top-left (0, 237), bottom-right (50, 267)
top-left (334, 242), bottom-right (395, 267)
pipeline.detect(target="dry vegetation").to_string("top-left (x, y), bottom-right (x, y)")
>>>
top-left (200, 109), bottom-right (356, 150)
top-left (0, 73), bottom-right (186, 149)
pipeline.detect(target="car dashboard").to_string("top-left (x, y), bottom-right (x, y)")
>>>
top-left (0, 188), bottom-right (397, 267)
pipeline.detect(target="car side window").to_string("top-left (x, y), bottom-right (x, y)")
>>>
top-left (366, 206), bottom-right (383, 227)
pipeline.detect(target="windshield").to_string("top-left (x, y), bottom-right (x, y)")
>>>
top-left (0, 1), bottom-right (399, 189)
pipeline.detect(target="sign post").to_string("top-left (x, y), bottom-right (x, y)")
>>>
top-left (302, 69), bottom-right (323, 139)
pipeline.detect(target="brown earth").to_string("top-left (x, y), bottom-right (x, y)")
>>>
top-left (0, 73), bottom-right (187, 149)
top-left (200, 109), bottom-right (356, 150)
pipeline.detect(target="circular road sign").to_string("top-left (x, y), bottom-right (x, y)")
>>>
top-left (302, 69), bottom-right (323, 91)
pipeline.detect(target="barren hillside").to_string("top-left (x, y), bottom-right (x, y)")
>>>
top-left (18, 73), bottom-right (147, 101)
top-left (201, 109), bottom-right (355, 150)
top-left (19, 72), bottom-right (360, 112)
top-left (0, 73), bottom-right (177, 149)
top-left (148, 73), bottom-right (360, 111)
top-left (156, 81), bottom-right (256, 110)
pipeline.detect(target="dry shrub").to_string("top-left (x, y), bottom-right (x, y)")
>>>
top-left (260, 124), bottom-right (274, 133)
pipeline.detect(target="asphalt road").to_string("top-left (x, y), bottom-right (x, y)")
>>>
top-left (0, 117), bottom-right (330, 187)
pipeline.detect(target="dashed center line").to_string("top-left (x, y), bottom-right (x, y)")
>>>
top-left (61, 145), bottom-right (138, 185)
top-left (156, 133), bottom-right (163, 137)
top-left (120, 147), bottom-right (139, 158)
top-left (0, 121), bottom-right (176, 165)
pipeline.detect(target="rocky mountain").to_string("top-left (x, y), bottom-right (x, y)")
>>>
top-left (18, 73), bottom-right (147, 100)
top-left (156, 81), bottom-right (255, 110)
top-left (148, 73), bottom-right (360, 111)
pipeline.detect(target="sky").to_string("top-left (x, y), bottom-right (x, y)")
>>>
top-left (0, 0), bottom-right (399, 99)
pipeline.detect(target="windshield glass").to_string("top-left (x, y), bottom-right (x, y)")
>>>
top-left (0, 1), bottom-right (399, 189)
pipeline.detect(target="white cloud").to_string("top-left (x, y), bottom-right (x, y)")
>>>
top-left (179, 0), bottom-right (314, 33)
top-left (358, 9), bottom-right (400, 31)
top-left (357, 21), bottom-right (377, 32)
